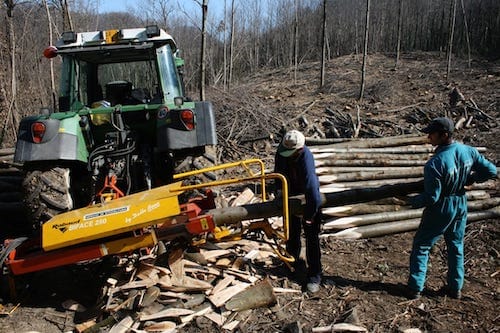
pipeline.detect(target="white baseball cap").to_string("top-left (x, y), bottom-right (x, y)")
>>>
top-left (278, 130), bottom-right (305, 157)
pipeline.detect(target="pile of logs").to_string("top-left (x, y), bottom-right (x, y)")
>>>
top-left (307, 135), bottom-right (499, 240)
top-left (0, 148), bottom-right (28, 239)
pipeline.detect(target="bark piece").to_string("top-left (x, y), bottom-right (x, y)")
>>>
top-left (225, 279), bottom-right (276, 311)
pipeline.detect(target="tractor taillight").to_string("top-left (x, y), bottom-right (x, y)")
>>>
top-left (43, 46), bottom-right (58, 58)
top-left (180, 110), bottom-right (195, 130)
top-left (31, 122), bottom-right (46, 143)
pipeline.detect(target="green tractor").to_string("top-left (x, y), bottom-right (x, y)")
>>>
top-left (14, 26), bottom-right (217, 230)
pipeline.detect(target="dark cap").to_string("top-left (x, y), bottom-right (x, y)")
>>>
top-left (422, 117), bottom-right (454, 134)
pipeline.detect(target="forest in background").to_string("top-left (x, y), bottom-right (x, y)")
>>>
top-left (0, 0), bottom-right (499, 146)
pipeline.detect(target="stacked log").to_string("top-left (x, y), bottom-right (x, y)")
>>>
top-left (308, 135), bottom-right (499, 240)
top-left (0, 150), bottom-right (29, 240)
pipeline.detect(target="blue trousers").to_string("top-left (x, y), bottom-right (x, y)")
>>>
top-left (408, 196), bottom-right (467, 292)
top-left (286, 214), bottom-right (322, 280)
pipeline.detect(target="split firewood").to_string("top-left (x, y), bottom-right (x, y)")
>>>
top-left (115, 279), bottom-right (156, 291)
top-left (210, 276), bottom-right (235, 296)
top-left (223, 267), bottom-right (260, 283)
top-left (143, 321), bottom-right (176, 332)
top-left (222, 320), bottom-right (240, 331)
top-left (200, 249), bottom-right (233, 261)
top-left (204, 311), bottom-right (227, 326)
top-left (161, 275), bottom-right (213, 292)
top-left (208, 282), bottom-right (250, 308)
top-left (108, 316), bottom-right (135, 333)
top-left (230, 187), bottom-right (255, 207)
top-left (139, 307), bottom-right (195, 321)
top-left (180, 303), bottom-right (213, 323)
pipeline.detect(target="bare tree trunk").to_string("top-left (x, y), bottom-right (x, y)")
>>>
top-left (199, 0), bottom-right (207, 101)
top-left (459, 0), bottom-right (471, 69)
top-left (395, 0), bottom-right (403, 69)
top-left (293, 0), bottom-right (299, 83)
top-left (359, 0), bottom-right (370, 101)
top-left (446, 0), bottom-right (457, 81)
top-left (320, 0), bottom-right (326, 87)
top-left (223, 0), bottom-right (227, 91)
top-left (4, 0), bottom-right (19, 142)
top-left (228, 0), bottom-right (235, 89)
top-left (43, 0), bottom-right (57, 110)
top-left (59, 0), bottom-right (74, 31)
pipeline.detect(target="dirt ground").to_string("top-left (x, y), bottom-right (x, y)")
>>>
top-left (0, 52), bottom-right (498, 332)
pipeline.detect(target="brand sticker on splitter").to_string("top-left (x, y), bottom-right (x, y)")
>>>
top-left (84, 206), bottom-right (129, 220)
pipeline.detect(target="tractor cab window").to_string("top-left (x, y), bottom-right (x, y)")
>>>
top-left (59, 56), bottom-right (160, 110)
top-left (156, 44), bottom-right (183, 103)
top-left (98, 60), bottom-right (158, 106)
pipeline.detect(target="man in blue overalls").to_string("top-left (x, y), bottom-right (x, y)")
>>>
top-left (406, 117), bottom-right (497, 299)
top-left (274, 130), bottom-right (323, 293)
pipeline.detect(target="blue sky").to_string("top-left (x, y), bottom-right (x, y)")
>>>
top-left (98, 0), bottom-right (136, 13)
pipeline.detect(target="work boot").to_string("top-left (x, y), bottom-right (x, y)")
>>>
top-left (306, 281), bottom-right (320, 293)
top-left (440, 286), bottom-right (462, 299)
top-left (405, 287), bottom-right (421, 300)
top-left (306, 275), bottom-right (321, 294)
top-left (449, 289), bottom-right (462, 299)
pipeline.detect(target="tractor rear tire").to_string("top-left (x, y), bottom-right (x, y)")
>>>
top-left (174, 148), bottom-right (218, 184)
top-left (22, 167), bottom-right (74, 231)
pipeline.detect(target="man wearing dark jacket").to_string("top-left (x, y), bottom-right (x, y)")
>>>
top-left (406, 117), bottom-right (497, 299)
top-left (274, 130), bottom-right (323, 293)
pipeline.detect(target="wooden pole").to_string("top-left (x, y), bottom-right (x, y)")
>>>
top-left (323, 207), bottom-right (500, 239)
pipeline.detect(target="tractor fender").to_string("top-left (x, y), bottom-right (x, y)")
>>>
top-left (156, 101), bottom-right (217, 152)
top-left (14, 113), bottom-right (89, 164)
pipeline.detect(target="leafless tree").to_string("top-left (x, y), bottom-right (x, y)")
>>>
top-left (446, 0), bottom-right (457, 80)
top-left (42, 0), bottom-right (56, 109)
top-left (293, 0), bottom-right (299, 83)
top-left (228, 0), bottom-right (235, 88)
top-left (199, 0), bottom-right (207, 100)
top-left (395, 0), bottom-right (403, 69)
top-left (320, 0), bottom-right (326, 87)
top-left (359, 0), bottom-right (370, 101)
top-left (459, 0), bottom-right (471, 68)
top-left (2, 0), bottom-right (19, 143)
